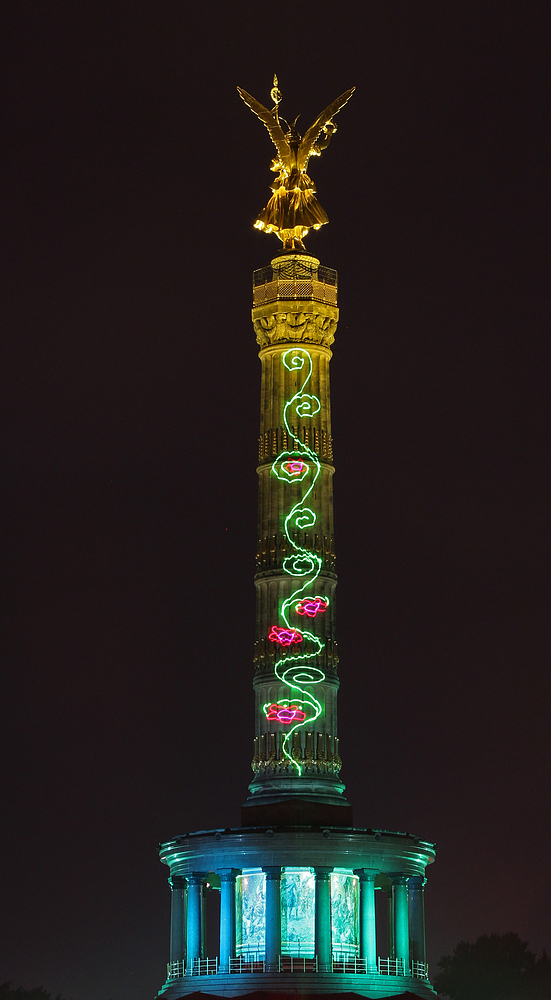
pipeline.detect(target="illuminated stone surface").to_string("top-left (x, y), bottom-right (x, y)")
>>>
top-left (156, 111), bottom-right (439, 995)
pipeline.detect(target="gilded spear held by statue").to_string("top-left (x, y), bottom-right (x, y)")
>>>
top-left (238, 79), bottom-right (355, 251)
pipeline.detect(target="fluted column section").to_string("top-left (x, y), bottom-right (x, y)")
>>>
top-left (263, 867), bottom-right (281, 971)
top-left (386, 887), bottom-right (394, 959)
top-left (315, 867), bottom-right (333, 971)
top-left (186, 873), bottom-right (204, 971)
top-left (169, 875), bottom-right (186, 966)
top-left (408, 876), bottom-right (427, 966)
top-left (354, 869), bottom-right (378, 971)
top-left (219, 869), bottom-right (240, 973)
top-left (389, 874), bottom-right (410, 968)
top-left (201, 883), bottom-right (208, 959)
top-left (249, 254), bottom-right (345, 798)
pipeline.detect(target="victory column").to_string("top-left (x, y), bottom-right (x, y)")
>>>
top-left (157, 79), bottom-right (437, 1000)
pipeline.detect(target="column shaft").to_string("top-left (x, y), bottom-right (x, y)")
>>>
top-left (264, 867), bottom-right (281, 971)
top-left (354, 870), bottom-right (378, 971)
top-left (408, 877), bottom-right (427, 966)
top-left (201, 885), bottom-right (208, 959)
top-left (186, 875), bottom-right (203, 971)
top-left (391, 876), bottom-right (410, 967)
top-left (219, 869), bottom-right (239, 973)
top-left (315, 868), bottom-right (332, 972)
top-left (169, 876), bottom-right (186, 965)
top-left (386, 889), bottom-right (394, 959)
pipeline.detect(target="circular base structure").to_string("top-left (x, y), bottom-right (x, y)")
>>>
top-left (158, 971), bottom-right (435, 998)
top-left (158, 825), bottom-right (436, 1000)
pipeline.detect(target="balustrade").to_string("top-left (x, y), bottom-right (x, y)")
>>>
top-left (229, 955), bottom-right (266, 974)
top-left (332, 956), bottom-right (367, 974)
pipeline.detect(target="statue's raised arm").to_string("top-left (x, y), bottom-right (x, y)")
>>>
top-left (238, 77), bottom-right (355, 251)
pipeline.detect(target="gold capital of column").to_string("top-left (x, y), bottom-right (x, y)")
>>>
top-left (253, 306), bottom-right (338, 349)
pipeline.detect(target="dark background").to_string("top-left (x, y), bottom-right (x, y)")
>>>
top-left (1, 3), bottom-right (549, 999)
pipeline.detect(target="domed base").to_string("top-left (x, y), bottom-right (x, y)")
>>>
top-left (157, 971), bottom-right (436, 999)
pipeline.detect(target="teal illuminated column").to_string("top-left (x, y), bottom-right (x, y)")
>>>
top-left (201, 884), bottom-right (208, 959)
top-left (186, 874), bottom-right (203, 970)
top-left (169, 875), bottom-right (185, 966)
top-left (354, 869), bottom-right (378, 971)
top-left (314, 867), bottom-right (333, 971)
top-left (264, 867), bottom-right (282, 971)
top-left (390, 874), bottom-right (410, 968)
top-left (248, 254), bottom-right (346, 806)
top-left (408, 876), bottom-right (427, 966)
top-left (386, 887), bottom-right (394, 959)
top-left (219, 869), bottom-right (239, 973)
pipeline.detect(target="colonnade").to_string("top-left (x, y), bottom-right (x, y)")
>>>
top-left (168, 868), bottom-right (426, 975)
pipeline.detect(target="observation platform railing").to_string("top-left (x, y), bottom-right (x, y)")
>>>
top-left (252, 261), bottom-right (338, 307)
top-left (332, 956), bottom-right (367, 974)
top-left (377, 957), bottom-right (429, 979)
top-left (229, 954), bottom-right (266, 973)
top-left (167, 958), bottom-right (218, 977)
top-left (167, 955), bottom-right (429, 980)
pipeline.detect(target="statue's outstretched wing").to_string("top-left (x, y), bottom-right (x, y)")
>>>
top-left (298, 87), bottom-right (356, 170)
top-left (237, 87), bottom-right (291, 171)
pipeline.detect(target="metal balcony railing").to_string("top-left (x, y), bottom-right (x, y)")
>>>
top-left (167, 961), bottom-right (185, 979)
top-left (279, 955), bottom-right (318, 972)
top-left (252, 261), bottom-right (338, 307)
top-left (230, 954), bottom-right (266, 973)
top-left (377, 957), bottom-right (429, 978)
top-left (167, 954), bottom-right (429, 981)
top-left (167, 958), bottom-right (219, 978)
top-left (411, 960), bottom-right (430, 979)
top-left (332, 956), bottom-right (367, 974)
top-left (378, 958), bottom-right (407, 976)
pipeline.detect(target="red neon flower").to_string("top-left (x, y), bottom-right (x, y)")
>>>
top-left (266, 704), bottom-right (307, 724)
top-left (282, 459), bottom-right (306, 476)
top-left (295, 597), bottom-right (329, 617)
top-left (268, 626), bottom-right (303, 645)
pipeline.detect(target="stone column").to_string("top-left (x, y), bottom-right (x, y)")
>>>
top-left (219, 869), bottom-right (240, 973)
top-left (386, 888), bottom-right (394, 959)
top-left (354, 869), bottom-right (378, 971)
top-left (408, 876), bottom-right (427, 967)
top-left (389, 874), bottom-right (409, 969)
top-left (186, 873), bottom-right (204, 971)
top-left (169, 875), bottom-right (186, 966)
top-left (314, 867), bottom-right (333, 972)
top-left (201, 883), bottom-right (209, 959)
top-left (263, 867), bottom-right (281, 971)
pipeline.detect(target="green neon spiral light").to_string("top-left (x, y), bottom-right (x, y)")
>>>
top-left (263, 348), bottom-right (328, 775)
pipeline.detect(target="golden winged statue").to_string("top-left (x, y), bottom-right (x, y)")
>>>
top-left (238, 78), bottom-right (355, 250)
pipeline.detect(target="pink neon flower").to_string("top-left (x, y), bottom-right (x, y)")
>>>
top-left (295, 597), bottom-right (328, 617)
top-left (268, 626), bottom-right (303, 645)
top-left (282, 460), bottom-right (306, 476)
top-left (266, 704), bottom-right (307, 724)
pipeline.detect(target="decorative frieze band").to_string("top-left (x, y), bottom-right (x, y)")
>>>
top-left (253, 310), bottom-right (338, 349)
top-left (255, 533), bottom-right (336, 570)
top-left (253, 636), bottom-right (339, 674)
top-left (251, 732), bottom-right (342, 776)
top-left (258, 425), bottom-right (333, 462)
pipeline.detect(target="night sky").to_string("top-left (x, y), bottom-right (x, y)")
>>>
top-left (1, 4), bottom-right (549, 1000)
